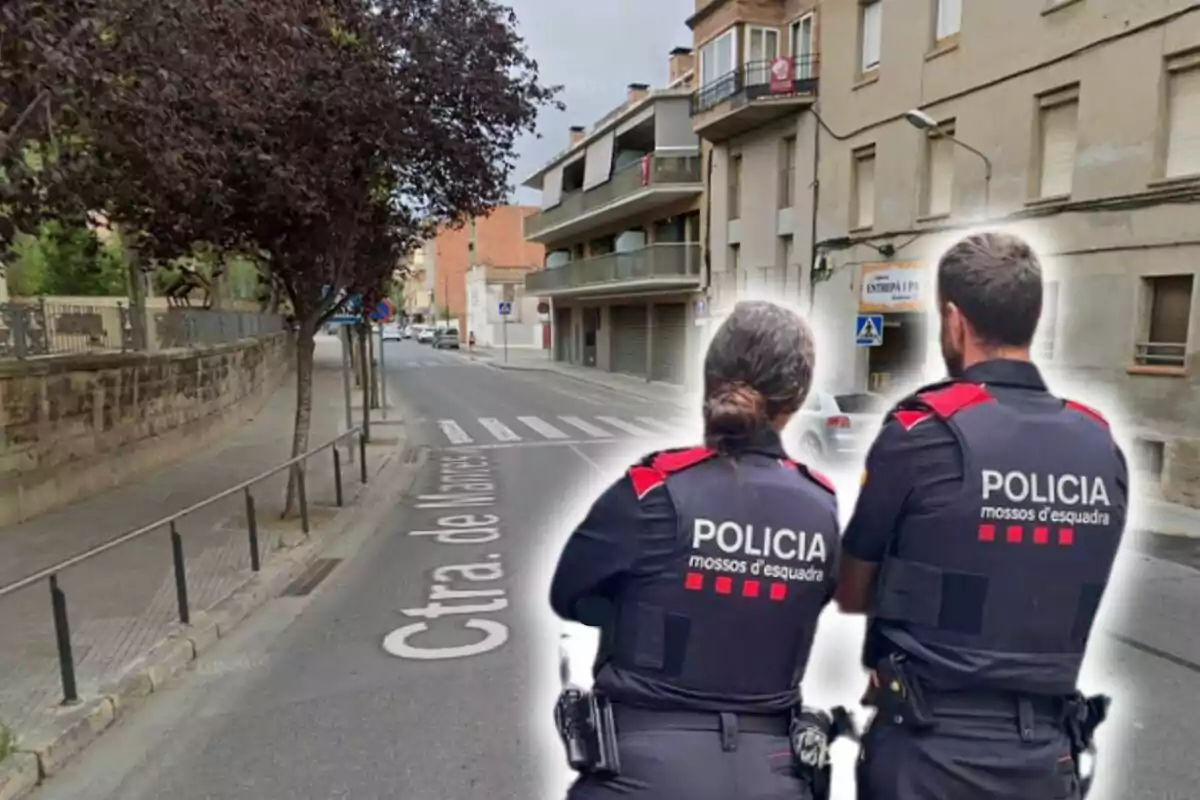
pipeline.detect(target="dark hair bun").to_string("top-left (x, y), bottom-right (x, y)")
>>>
top-left (704, 383), bottom-right (767, 442)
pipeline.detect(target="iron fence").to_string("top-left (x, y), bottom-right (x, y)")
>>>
top-left (0, 427), bottom-right (368, 706)
top-left (0, 299), bottom-right (286, 359)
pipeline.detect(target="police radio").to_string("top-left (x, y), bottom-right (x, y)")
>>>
top-left (554, 628), bottom-right (621, 777)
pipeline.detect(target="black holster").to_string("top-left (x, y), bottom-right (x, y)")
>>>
top-left (864, 653), bottom-right (936, 730)
top-left (554, 687), bottom-right (621, 777)
top-left (789, 705), bottom-right (858, 800)
top-left (1063, 692), bottom-right (1110, 798)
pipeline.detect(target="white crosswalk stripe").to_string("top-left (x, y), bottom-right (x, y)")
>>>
top-left (479, 417), bottom-right (521, 442)
top-left (554, 416), bottom-right (610, 438)
top-left (596, 416), bottom-right (653, 436)
top-left (636, 417), bottom-right (679, 433)
top-left (437, 420), bottom-right (472, 444)
top-left (517, 416), bottom-right (569, 439)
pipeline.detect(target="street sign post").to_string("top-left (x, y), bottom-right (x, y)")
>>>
top-left (855, 314), bottom-right (884, 347)
top-left (498, 301), bottom-right (512, 363)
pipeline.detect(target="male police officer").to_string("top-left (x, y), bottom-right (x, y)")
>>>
top-left (835, 232), bottom-right (1127, 799)
top-left (550, 300), bottom-right (846, 800)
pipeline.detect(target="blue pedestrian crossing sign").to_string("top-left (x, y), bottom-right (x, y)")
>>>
top-left (498, 301), bottom-right (513, 316)
top-left (855, 314), bottom-right (884, 347)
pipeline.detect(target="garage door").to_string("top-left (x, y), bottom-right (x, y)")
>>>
top-left (610, 304), bottom-right (648, 377)
top-left (650, 303), bottom-right (688, 384)
top-left (554, 307), bottom-right (572, 362)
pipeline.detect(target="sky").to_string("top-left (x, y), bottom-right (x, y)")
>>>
top-left (502, 0), bottom-right (696, 206)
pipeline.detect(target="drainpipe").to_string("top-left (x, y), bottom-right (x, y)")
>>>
top-left (807, 114), bottom-right (820, 314)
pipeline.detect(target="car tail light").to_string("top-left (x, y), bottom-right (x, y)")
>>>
top-left (825, 415), bottom-right (851, 429)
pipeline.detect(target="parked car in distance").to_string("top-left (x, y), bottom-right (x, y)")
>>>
top-left (432, 328), bottom-right (460, 349)
top-left (401, 326), bottom-right (414, 340)
top-left (381, 323), bottom-right (403, 342)
top-left (792, 390), bottom-right (889, 466)
top-left (416, 327), bottom-right (437, 344)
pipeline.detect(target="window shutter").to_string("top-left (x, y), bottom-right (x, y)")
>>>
top-left (936, 0), bottom-right (962, 40)
top-left (1166, 67), bottom-right (1200, 178)
top-left (927, 135), bottom-right (955, 215)
top-left (1039, 102), bottom-right (1078, 197)
top-left (856, 155), bottom-right (876, 227)
top-left (861, 2), bottom-right (882, 71)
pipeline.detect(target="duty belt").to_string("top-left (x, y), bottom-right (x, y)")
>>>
top-left (613, 705), bottom-right (792, 741)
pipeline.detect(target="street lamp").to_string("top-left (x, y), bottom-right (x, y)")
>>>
top-left (904, 109), bottom-right (992, 213)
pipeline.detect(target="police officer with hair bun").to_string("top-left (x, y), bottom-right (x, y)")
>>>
top-left (549, 299), bottom-right (847, 800)
top-left (837, 231), bottom-right (1128, 799)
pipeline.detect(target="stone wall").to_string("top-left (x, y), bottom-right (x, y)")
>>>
top-left (0, 332), bottom-right (293, 527)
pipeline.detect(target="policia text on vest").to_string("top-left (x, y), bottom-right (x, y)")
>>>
top-left (979, 470), bottom-right (1114, 528)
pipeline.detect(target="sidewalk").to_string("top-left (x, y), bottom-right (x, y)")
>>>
top-left (0, 335), bottom-right (390, 744)
top-left (469, 345), bottom-right (691, 409)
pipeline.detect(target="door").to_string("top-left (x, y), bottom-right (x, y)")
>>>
top-left (650, 303), bottom-right (688, 384)
top-left (746, 27), bottom-right (780, 86)
top-left (790, 15), bottom-right (814, 80)
top-left (610, 304), bottom-right (649, 377)
top-left (554, 307), bottom-right (572, 362)
top-left (582, 307), bottom-right (600, 367)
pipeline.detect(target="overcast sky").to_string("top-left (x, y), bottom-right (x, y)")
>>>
top-left (503, 0), bottom-right (695, 205)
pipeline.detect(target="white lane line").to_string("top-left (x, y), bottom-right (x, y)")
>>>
top-left (559, 416), bottom-right (613, 438)
top-left (446, 439), bottom-right (621, 452)
top-left (636, 417), bottom-right (678, 433)
top-left (479, 417), bottom-right (522, 442)
top-left (569, 443), bottom-right (606, 475)
top-left (597, 416), bottom-right (653, 436)
top-left (517, 416), bottom-right (569, 439)
top-left (437, 420), bottom-right (473, 444)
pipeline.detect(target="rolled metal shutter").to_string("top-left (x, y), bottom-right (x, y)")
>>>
top-left (555, 307), bottom-right (572, 362)
top-left (651, 303), bottom-right (688, 384)
top-left (610, 304), bottom-right (648, 377)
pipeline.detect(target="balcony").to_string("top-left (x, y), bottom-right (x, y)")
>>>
top-left (691, 56), bottom-right (819, 142)
top-left (525, 243), bottom-right (702, 297)
top-left (524, 156), bottom-right (703, 245)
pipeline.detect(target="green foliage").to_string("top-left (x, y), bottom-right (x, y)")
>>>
top-left (6, 222), bottom-right (128, 296)
top-left (0, 721), bottom-right (12, 762)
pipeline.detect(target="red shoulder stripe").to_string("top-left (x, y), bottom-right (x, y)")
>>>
top-left (917, 382), bottom-right (993, 419)
top-left (779, 458), bottom-right (836, 495)
top-left (1064, 399), bottom-right (1109, 427)
top-left (629, 465), bottom-right (666, 500)
top-left (651, 447), bottom-right (716, 474)
top-left (893, 409), bottom-right (933, 431)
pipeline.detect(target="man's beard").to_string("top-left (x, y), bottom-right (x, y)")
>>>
top-left (941, 327), bottom-right (964, 378)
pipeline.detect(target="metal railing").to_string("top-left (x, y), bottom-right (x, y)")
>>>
top-left (0, 299), bottom-right (287, 359)
top-left (0, 428), bottom-right (369, 706)
top-left (526, 243), bottom-right (702, 293)
top-left (525, 155), bottom-right (703, 238)
top-left (691, 55), bottom-right (821, 116)
top-left (1134, 341), bottom-right (1187, 368)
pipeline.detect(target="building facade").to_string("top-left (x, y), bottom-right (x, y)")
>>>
top-left (522, 51), bottom-right (707, 387)
top-left (466, 264), bottom-right (548, 349)
top-left (425, 206), bottom-right (544, 333)
top-left (689, 0), bottom-right (1200, 504)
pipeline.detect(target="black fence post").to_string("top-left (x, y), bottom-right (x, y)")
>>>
top-left (49, 575), bottom-right (79, 705)
top-left (359, 432), bottom-right (368, 484)
top-left (296, 463), bottom-right (310, 534)
top-left (333, 447), bottom-right (344, 507)
top-left (245, 488), bottom-right (261, 572)
top-left (170, 522), bottom-right (190, 625)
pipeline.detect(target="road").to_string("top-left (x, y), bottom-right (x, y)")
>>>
top-left (28, 340), bottom-right (1200, 800)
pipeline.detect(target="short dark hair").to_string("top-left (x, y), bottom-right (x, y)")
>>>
top-left (703, 300), bottom-right (816, 451)
top-left (936, 231), bottom-right (1043, 347)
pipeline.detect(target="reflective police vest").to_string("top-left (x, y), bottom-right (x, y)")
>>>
top-left (593, 446), bottom-right (840, 715)
top-left (869, 381), bottom-right (1127, 697)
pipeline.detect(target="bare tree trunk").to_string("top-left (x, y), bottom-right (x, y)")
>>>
top-left (282, 318), bottom-right (317, 519)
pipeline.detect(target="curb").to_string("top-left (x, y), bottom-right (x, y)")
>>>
top-left (0, 434), bottom-right (423, 798)
top-left (485, 359), bottom-right (691, 411)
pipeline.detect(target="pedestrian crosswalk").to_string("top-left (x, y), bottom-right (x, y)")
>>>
top-left (395, 358), bottom-right (483, 368)
top-left (432, 414), bottom-right (691, 446)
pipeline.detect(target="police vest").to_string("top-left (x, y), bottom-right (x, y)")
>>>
top-left (594, 446), bottom-right (840, 715)
top-left (869, 381), bottom-right (1127, 696)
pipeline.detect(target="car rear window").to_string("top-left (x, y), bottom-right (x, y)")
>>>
top-left (834, 393), bottom-right (887, 414)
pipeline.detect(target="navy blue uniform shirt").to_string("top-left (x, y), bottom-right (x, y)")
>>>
top-left (843, 358), bottom-right (1128, 667)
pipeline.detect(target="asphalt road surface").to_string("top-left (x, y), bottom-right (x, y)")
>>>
top-left (29, 341), bottom-right (1200, 800)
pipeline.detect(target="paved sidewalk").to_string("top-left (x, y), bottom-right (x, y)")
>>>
top-left (0, 336), bottom-right (382, 739)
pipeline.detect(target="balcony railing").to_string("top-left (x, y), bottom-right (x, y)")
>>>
top-left (526, 155), bottom-right (703, 239)
top-left (1135, 341), bottom-right (1187, 368)
top-left (526, 243), bottom-right (701, 294)
top-left (691, 55), bottom-right (820, 116)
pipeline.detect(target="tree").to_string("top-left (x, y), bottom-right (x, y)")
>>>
top-left (3, 0), bottom-right (560, 515)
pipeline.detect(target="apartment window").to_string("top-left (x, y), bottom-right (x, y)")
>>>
top-left (729, 244), bottom-right (741, 280)
top-left (1036, 87), bottom-right (1080, 198)
top-left (923, 120), bottom-right (955, 217)
top-left (746, 26), bottom-right (780, 85)
top-left (860, 1), bottom-right (883, 74)
top-left (729, 154), bottom-right (742, 219)
top-left (1164, 60), bottom-right (1200, 179)
top-left (779, 136), bottom-right (796, 209)
top-left (700, 29), bottom-right (737, 90)
top-left (791, 14), bottom-right (815, 79)
top-left (1040, 280), bottom-right (1060, 359)
top-left (935, 0), bottom-right (962, 41)
top-left (852, 146), bottom-right (876, 229)
top-left (1137, 275), bottom-right (1193, 367)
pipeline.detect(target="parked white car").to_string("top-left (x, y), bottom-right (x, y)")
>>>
top-left (416, 327), bottom-right (437, 343)
top-left (791, 390), bottom-right (889, 466)
top-left (381, 324), bottom-right (403, 341)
